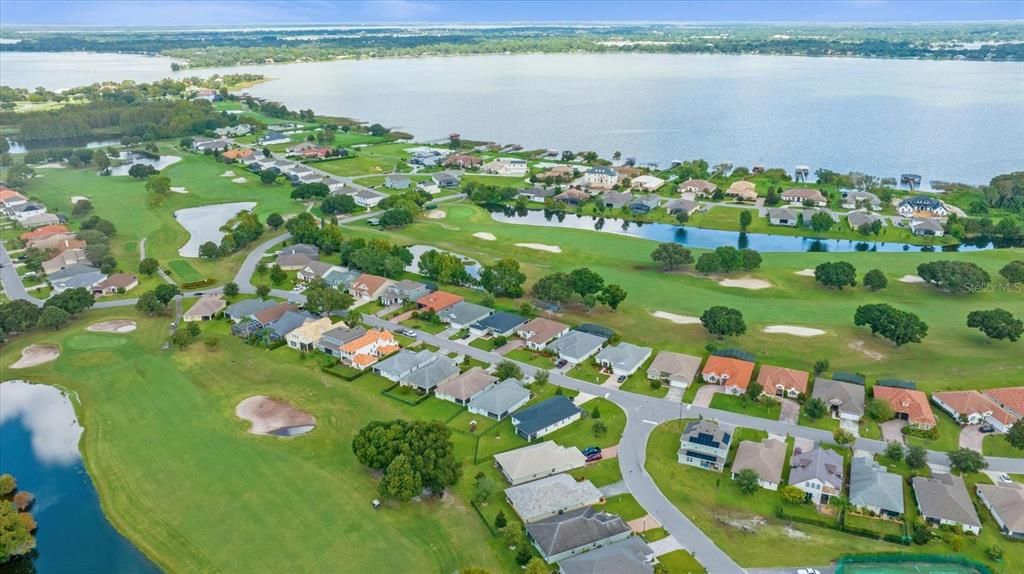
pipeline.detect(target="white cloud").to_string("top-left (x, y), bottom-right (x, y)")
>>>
top-left (0, 381), bottom-right (83, 466)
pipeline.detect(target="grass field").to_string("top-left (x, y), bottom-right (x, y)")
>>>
top-left (709, 393), bottom-right (781, 420)
top-left (982, 434), bottom-right (1023, 458)
top-left (1, 311), bottom-right (518, 573)
top-left (341, 202), bottom-right (1024, 393)
top-left (167, 259), bottom-right (205, 282)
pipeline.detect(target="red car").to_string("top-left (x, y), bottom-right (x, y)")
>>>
top-left (585, 452), bottom-right (603, 463)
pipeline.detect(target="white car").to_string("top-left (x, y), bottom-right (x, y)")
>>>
top-left (999, 473), bottom-right (1012, 483)
top-left (797, 569), bottom-right (821, 574)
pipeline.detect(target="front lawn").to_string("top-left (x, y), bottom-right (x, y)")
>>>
top-left (658, 550), bottom-right (707, 574)
top-left (568, 457), bottom-right (622, 488)
top-left (400, 317), bottom-right (448, 334)
top-left (601, 493), bottom-right (647, 521)
top-left (567, 361), bottom-right (607, 384)
top-left (709, 393), bottom-right (781, 420)
top-left (982, 434), bottom-right (1023, 458)
top-left (902, 410), bottom-right (961, 453)
top-left (545, 398), bottom-right (625, 451)
top-left (504, 348), bottom-right (555, 369)
top-left (797, 412), bottom-right (840, 432)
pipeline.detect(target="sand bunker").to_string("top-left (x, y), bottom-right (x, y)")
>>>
top-left (87, 319), bottom-right (138, 333)
top-left (651, 311), bottom-right (701, 325)
top-left (849, 339), bottom-right (885, 361)
top-left (719, 278), bottom-right (772, 289)
top-left (220, 170), bottom-right (236, 177)
top-left (794, 268), bottom-right (816, 277)
top-left (899, 275), bottom-right (925, 283)
top-left (70, 196), bottom-right (89, 204)
top-left (170, 186), bottom-right (188, 194)
top-left (426, 210), bottom-right (446, 219)
top-left (10, 344), bottom-right (60, 369)
top-left (763, 325), bottom-right (826, 337)
top-left (515, 243), bottom-right (561, 253)
top-left (231, 177), bottom-right (248, 184)
top-left (473, 232), bottom-right (496, 241)
top-left (236, 395), bottom-right (316, 437)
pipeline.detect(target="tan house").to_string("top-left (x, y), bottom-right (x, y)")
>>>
top-left (516, 317), bottom-right (569, 351)
top-left (42, 248), bottom-right (89, 275)
top-left (435, 367), bottom-right (498, 405)
top-left (183, 294), bottom-right (226, 322)
top-left (646, 351), bottom-right (702, 389)
top-left (349, 273), bottom-right (393, 300)
top-left (27, 235), bottom-right (84, 251)
top-left (678, 179), bottom-right (717, 197)
top-left (285, 317), bottom-right (335, 352)
top-left (781, 188), bottom-right (828, 207)
top-left (976, 483), bottom-right (1024, 538)
top-left (726, 180), bottom-right (757, 201)
top-left (731, 438), bottom-right (786, 490)
top-left (757, 365), bottom-right (810, 399)
top-left (91, 273), bottom-right (139, 296)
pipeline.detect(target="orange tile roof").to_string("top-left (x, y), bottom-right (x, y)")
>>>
top-left (222, 148), bottom-right (254, 160)
top-left (353, 354), bottom-right (378, 367)
top-left (984, 387), bottom-right (1024, 416)
top-left (0, 188), bottom-right (27, 203)
top-left (341, 328), bottom-right (396, 353)
top-left (351, 273), bottom-right (391, 297)
top-left (757, 365), bottom-right (809, 394)
top-left (20, 224), bottom-right (69, 241)
top-left (416, 290), bottom-right (464, 312)
top-left (702, 356), bottom-right (755, 391)
top-left (377, 344), bottom-right (400, 356)
top-left (933, 391), bottom-right (1016, 426)
top-left (873, 386), bottom-right (936, 427)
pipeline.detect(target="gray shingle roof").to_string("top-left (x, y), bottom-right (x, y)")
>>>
top-left (438, 301), bottom-right (492, 326)
top-left (595, 342), bottom-right (652, 374)
top-left (513, 396), bottom-right (583, 436)
top-left (548, 331), bottom-right (606, 361)
top-left (224, 298), bottom-right (277, 320)
top-left (849, 456), bottom-right (904, 514)
top-left (526, 507), bottom-right (631, 558)
top-left (504, 474), bottom-right (603, 523)
top-left (469, 378), bottom-right (530, 415)
top-left (812, 378), bottom-right (865, 418)
top-left (471, 311), bottom-right (527, 334)
top-left (789, 446), bottom-right (844, 490)
top-left (559, 537), bottom-right (654, 574)
top-left (400, 355), bottom-right (459, 390)
top-left (912, 474), bottom-right (981, 528)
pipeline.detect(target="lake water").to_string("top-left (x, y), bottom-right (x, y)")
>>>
top-left (107, 152), bottom-right (182, 176)
top-left (1, 52), bottom-right (1021, 184)
top-left (175, 201), bottom-right (257, 257)
top-left (0, 52), bottom-right (180, 90)
top-left (489, 208), bottom-right (993, 253)
top-left (0, 381), bottom-right (158, 574)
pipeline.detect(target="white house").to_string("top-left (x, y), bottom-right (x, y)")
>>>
top-left (285, 317), bottom-right (334, 352)
top-left (481, 157), bottom-right (528, 177)
top-left (583, 166), bottom-right (618, 189)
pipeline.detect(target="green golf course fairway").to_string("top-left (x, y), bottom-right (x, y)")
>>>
top-left (344, 202), bottom-right (1024, 392)
top-left (1, 311), bottom-right (513, 573)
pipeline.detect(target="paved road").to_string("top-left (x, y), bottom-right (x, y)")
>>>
top-left (0, 241), bottom-right (44, 306)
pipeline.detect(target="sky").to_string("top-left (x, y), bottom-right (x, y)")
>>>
top-left (0, 0), bottom-right (1021, 27)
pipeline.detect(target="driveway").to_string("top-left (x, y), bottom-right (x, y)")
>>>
top-left (959, 424), bottom-right (984, 453)
top-left (691, 384), bottom-right (726, 407)
top-left (494, 339), bottom-right (524, 355)
top-left (778, 398), bottom-right (800, 425)
top-left (840, 417), bottom-right (860, 436)
top-left (600, 480), bottom-right (629, 497)
top-left (880, 420), bottom-right (907, 444)
top-left (664, 386), bottom-right (684, 403)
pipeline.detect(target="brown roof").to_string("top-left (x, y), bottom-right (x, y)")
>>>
top-left (933, 391), bottom-right (1015, 426)
top-left (436, 367), bottom-right (498, 401)
top-left (20, 224), bottom-right (69, 241)
top-left (702, 356), bottom-right (755, 391)
top-left (416, 290), bottom-right (464, 312)
top-left (680, 179), bottom-right (717, 193)
top-left (732, 438), bottom-right (787, 485)
top-left (351, 273), bottom-right (392, 297)
top-left (757, 365), bottom-right (810, 395)
top-left (253, 302), bottom-right (298, 325)
top-left (726, 180), bottom-right (756, 198)
top-left (873, 386), bottom-right (936, 427)
top-left (517, 317), bottom-right (568, 345)
top-left (94, 273), bottom-right (138, 290)
top-left (782, 188), bottom-right (827, 203)
top-left (185, 294), bottom-right (226, 318)
top-left (443, 154), bottom-right (481, 167)
top-left (29, 236), bottom-right (85, 251)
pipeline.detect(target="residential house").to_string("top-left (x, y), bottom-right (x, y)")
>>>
top-left (399, 354), bottom-right (459, 392)
top-left (432, 172), bottom-right (461, 188)
top-left (630, 175), bottom-right (665, 192)
top-left (0, 187), bottom-right (28, 213)
top-left (9, 202), bottom-right (47, 222)
top-left (629, 195), bottom-right (661, 214)
top-left (493, 441), bottom-right (585, 485)
top-left (470, 311), bottom-right (527, 337)
top-left (678, 179), bottom-right (717, 197)
top-left (91, 273), bottom-right (138, 296)
top-left (323, 268), bottom-right (362, 290)
top-left (583, 166), bottom-right (618, 189)
top-left (909, 218), bottom-right (945, 237)
top-left (336, 328), bottom-right (398, 369)
top-left (789, 446), bottom-right (845, 505)
top-left (849, 456), bottom-right (904, 517)
top-left (841, 189), bottom-right (882, 211)
top-left (984, 387), bottom-right (1024, 422)
top-left (416, 181), bottom-right (441, 195)
top-left (912, 474), bottom-right (981, 535)
top-left (726, 181), bottom-right (757, 201)
top-left (558, 537), bottom-right (655, 574)
top-left (379, 279), bottom-right (430, 306)
top-left (781, 188), bottom-right (827, 207)
top-left (665, 198), bottom-right (699, 216)
top-left (505, 474), bottom-right (603, 523)
top-left (481, 158), bottom-right (528, 177)
top-left (20, 224), bottom-right (69, 242)
top-left (873, 386), bottom-right (936, 430)
top-left (527, 507), bottom-right (633, 564)
top-left (701, 356), bottom-right (756, 396)
top-left (258, 131), bottom-right (289, 145)
top-left (221, 148), bottom-right (255, 162)
top-left (296, 261), bottom-right (338, 283)
top-left (677, 419), bottom-right (732, 472)
top-left (768, 207), bottom-right (799, 227)
top-left (847, 211), bottom-right (883, 230)
top-left (349, 273), bottom-right (394, 300)
top-left (468, 378), bottom-right (531, 421)
top-left (214, 124), bottom-right (251, 137)
top-left (192, 137), bottom-right (231, 152)
top-left (353, 189), bottom-right (385, 208)
top-left (384, 174), bottom-right (411, 189)
top-left (812, 378), bottom-right (866, 422)
top-left (275, 252), bottom-right (315, 271)
top-left (224, 298), bottom-right (279, 323)
top-left (229, 302), bottom-right (298, 337)
top-left (517, 317), bottom-right (570, 351)
top-left (596, 343), bottom-right (652, 377)
top-left (438, 301), bottom-right (492, 329)
top-left (42, 248), bottom-right (88, 275)
top-left (554, 188), bottom-right (591, 206)
top-left (898, 196), bottom-right (948, 218)
top-left (758, 365), bottom-right (809, 399)
top-left (536, 165), bottom-right (575, 182)
top-left (646, 351), bottom-right (702, 389)
top-left (267, 310), bottom-right (319, 342)
top-left (976, 483), bottom-right (1024, 539)
top-left (548, 331), bottom-right (607, 365)
top-left (932, 390), bottom-right (1017, 432)
top-left (435, 367), bottom-right (497, 405)
top-left (512, 396), bottom-right (584, 441)
top-left (602, 191), bottom-right (633, 209)
top-left (285, 317), bottom-right (335, 352)
top-left (519, 187), bottom-right (556, 202)
top-left (278, 243), bottom-right (319, 259)
top-left (443, 154), bottom-right (482, 169)
top-left (316, 325), bottom-right (367, 358)
top-left (731, 438), bottom-right (786, 490)
top-left (285, 141), bottom-right (321, 155)
top-left (26, 234), bottom-right (82, 251)
top-left (416, 290), bottom-right (464, 313)
top-left (48, 264), bottom-right (105, 293)
top-left (183, 294), bottom-right (226, 322)
top-left (20, 213), bottom-right (61, 228)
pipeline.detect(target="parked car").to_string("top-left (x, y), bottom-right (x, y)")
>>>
top-left (556, 359), bottom-right (567, 368)
top-left (585, 452), bottom-right (603, 462)
top-left (582, 446), bottom-right (601, 456)
top-left (617, 375), bottom-right (627, 383)
top-left (999, 473), bottom-right (1013, 483)
top-left (979, 424), bottom-right (996, 433)
top-left (399, 329), bottom-right (418, 338)
top-left (796, 569), bottom-right (821, 574)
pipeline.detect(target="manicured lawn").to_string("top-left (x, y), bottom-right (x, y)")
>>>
top-left (568, 360), bottom-right (607, 384)
top-left (469, 337), bottom-right (501, 351)
top-left (504, 348), bottom-right (555, 369)
top-left (709, 393), bottom-right (781, 420)
top-left (902, 410), bottom-right (961, 453)
top-left (340, 202), bottom-right (1024, 393)
top-left (798, 412), bottom-right (840, 432)
top-left (601, 493), bottom-right (647, 521)
top-left (982, 434), bottom-right (1023, 458)
top-left (545, 398), bottom-right (625, 451)
top-left (617, 355), bottom-right (669, 398)
top-left (400, 317), bottom-right (448, 334)
top-left (682, 382), bottom-right (704, 404)
top-left (1, 310), bottom-right (516, 573)
top-left (843, 512), bottom-right (905, 538)
top-left (641, 527), bottom-right (669, 542)
top-left (658, 549), bottom-right (707, 574)
top-left (859, 418), bottom-right (883, 440)
top-left (568, 458), bottom-right (622, 488)
top-left (167, 259), bottom-right (205, 282)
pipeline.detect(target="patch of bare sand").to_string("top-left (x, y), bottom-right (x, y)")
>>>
top-left (473, 232), bottom-right (496, 241)
top-left (794, 268), bottom-right (816, 277)
top-left (719, 277), bottom-right (772, 289)
top-left (784, 525), bottom-right (809, 539)
top-left (71, 196), bottom-right (89, 204)
top-left (10, 344), bottom-right (60, 369)
top-left (763, 325), bottom-right (826, 337)
top-left (236, 395), bottom-right (315, 436)
top-left (720, 515), bottom-right (766, 533)
top-left (651, 311), bottom-right (701, 325)
top-left (899, 275), bottom-right (925, 283)
top-left (426, 210), bottom-right (446, 219)
top-left (87, 320), bottom-right (137, 333)
top-left (849, 339), bottom-right (886, 361)
top-left (170, 186), bottom-right (188, 194)
top-left (231, 177), bottom-right (248, 183)
top-left (515, 243), bottom-right (561, 253)
top-left (220, 170), bottom-right (236, 177)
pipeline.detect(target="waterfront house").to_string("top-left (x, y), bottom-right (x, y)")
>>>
top-left (781, 188), bottom-right (827, 207)
top-left (443, 154), bottom-right (482, 169)
top-left (913, 474), bottom-right (981, 534)
top-left (768, 207), bottom-right (799, 227)
top-left (506, 474), bottom-right (603, 523)
top-left (526, 507), bottom-right (632, 564)
top-left (183, 294), bottom-right (226, 322)
top-left (468, 378), bottom-right (531, 421)
top-left (596, 342), bottom-right (652, 377)
top-left (285, 317), bottom-right (334, 352)
top-left (481, 158), bottom-right (528, 176)
top-left (665, 198), bottom-right (699, 216)
top-left (548, 330), bottom-right (607, 365)
top-left (909, 218), bottom-right (945, 237)
top-left (849, 456), bottom-right (904, 517)
top-left (731, 438), bottom-right (786, 490)
top-left (678, 179), bottom-right (717, 197)
top-left (602, 190), bottom-right (633, 209)
top-left (512, 396), bottom-right (584, 441)
top-left (976, 483), bottom-right (1024, 539)
top-left (435, 367), bottom-right (497, 405)
top-left (847, 211), bottom-right (883, 230)
top-left (646, 351), bottom-right (702, 389)
top-left (554, 188), bottom-right (590, 206)
top-left (517, 317), bottom-right (570, 351)
top-left (701, 356), bottom-right (755, 396)
top-left (519, 187), bottom-right (556, 202)
top-left (898, 196), bottom-right (947, 218)
top-left (583, 166), bottom-right (618, 189)
top-left (812, 377), bottom-right (865, 422)
top-left (493, 441), bottom-right (585, 485)
top-left (757, 365), bottom-right (809, 399)
top-left (789, 446), bottom-right (844, 505)
top-left (873, 386), bottom-right (936, 430)
top-left (631, 175), bottom-right (665, 192)
top-left (726, 181), bottom-right (757, 201)
top-left (629, 195), bottom-right (661, 214)
top-left (677, 419), bottom-right (732, 472)
top-left (841, 189), bottom-right (882, 211)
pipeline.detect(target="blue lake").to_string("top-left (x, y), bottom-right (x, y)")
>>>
top-left (488, 208), bottom-right (994, 253)
top-left (0, 381), bottom-right (159, 574)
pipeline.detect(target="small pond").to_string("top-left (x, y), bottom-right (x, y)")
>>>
top-left (0, 380), bottom-right (158, 574)
top-left (106, 151), bottom-right (182, 176)
top-left (175, 201), bottom-right (257, 258)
